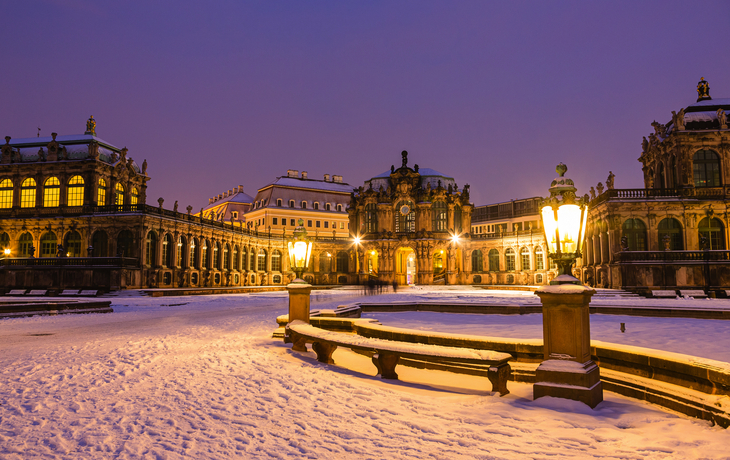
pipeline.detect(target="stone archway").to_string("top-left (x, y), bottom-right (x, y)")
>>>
top-left (395, 246), bottom-right (416, 285)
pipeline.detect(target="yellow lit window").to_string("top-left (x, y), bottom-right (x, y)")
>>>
top-left (97, 178), bottom-right (107, 206)
top-left (131, 187), bottom-right (139, 205)
top-left (43, 177), bottom-right (60, 207)
top-left (0, 179), bottom-right (13, 209)
top-left (67, 175), bottom-right (85, 207)
top-left (21, 178), bottom-right (36, 208)
top-left (115, 183), bottom-right (125, 205)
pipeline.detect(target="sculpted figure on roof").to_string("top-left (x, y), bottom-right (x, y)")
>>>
top-left (718, 108), bottom-right (728, 129)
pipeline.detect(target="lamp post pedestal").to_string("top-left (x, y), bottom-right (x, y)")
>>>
top-left (285, 282), bottom-right (313, 351)
top-left (534, 283), bottom-right (603, 408)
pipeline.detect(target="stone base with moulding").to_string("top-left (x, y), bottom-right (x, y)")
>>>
top-left (285, 282), bottom-right (313, 351)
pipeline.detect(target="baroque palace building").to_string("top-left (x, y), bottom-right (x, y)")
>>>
top-left (582, 78), bottom-right (730, 291)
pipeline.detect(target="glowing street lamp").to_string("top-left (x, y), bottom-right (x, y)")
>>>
top-left (540, 163), bottom-right (588, 284)
top-left (287, 219), bottom-right (313, 284)
top-left (3, 248), bottom-right (10, 256)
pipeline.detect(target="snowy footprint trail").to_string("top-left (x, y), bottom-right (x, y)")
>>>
top-left (0, 291), bottom-right (728, 459)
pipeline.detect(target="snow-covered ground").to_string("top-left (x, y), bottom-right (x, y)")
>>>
top-left (1, 288), bottom-right (728, 459)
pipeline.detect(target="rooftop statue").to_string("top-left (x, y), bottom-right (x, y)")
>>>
top-left (401, 150), bottom-right (408, 168)
top-left (718, 108), bottom-right (728, 130)
top-left (606, 171), bottom-right (615, 190)
top-left (697, 77), bottom-right (711, 102)
top-left (85, 115), bottom-right (96, 136)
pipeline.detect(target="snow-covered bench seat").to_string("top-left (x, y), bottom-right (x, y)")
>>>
top-left (5, 289), bottom-right (26, 296)
top-left (59, 290), bottom-right (80, 296)
top-left (78, 290), bottom-right (99, 297)
top-left (680, 290), bottom-right (708, 299)
top-left (26, 290), bottom-right (48, 296)
top-left (651, 290), bottom-right (677, 298)
top-left (286, 320), bottom-right (512, 396)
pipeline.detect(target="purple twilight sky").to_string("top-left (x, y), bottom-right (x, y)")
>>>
top-left (2, 1), bottom-right (729, 210)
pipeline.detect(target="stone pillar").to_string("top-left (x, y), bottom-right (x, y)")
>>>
top-left (534, 284), bottom-right (602, 408)
top-left (286, 282), bottom-right (313, 351)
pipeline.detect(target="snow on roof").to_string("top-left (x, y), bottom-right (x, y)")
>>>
top-left (372, 167), bottom-right (454, 179)
top-left (263, 177), bottom-right (354, 193)
top-left (687, 97), bottom-right (730, 108)
top-left (7, 134), bottom-right (122, 151)
top-left (203, 190), bottom-right (255, 211)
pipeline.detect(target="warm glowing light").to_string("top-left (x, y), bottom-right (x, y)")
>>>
top-left (450, 233), bottom-right (460, 244)
top-left (287, 240), bottom-right (312, 269)
top-left (371, 251), bottom-right (376, 255)
top-left (542, 204), bottom-right (583, 254)
top-left (3, 248), bottom-right (10, 255)
top-left (440, 250), bottom-right (444, 254)
top-left (354, 236), bottom-right (361, 245)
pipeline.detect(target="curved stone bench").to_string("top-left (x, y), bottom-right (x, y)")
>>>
top-left (286, 320), bottom-right (513, 396)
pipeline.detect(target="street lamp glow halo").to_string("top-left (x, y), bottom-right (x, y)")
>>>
top-left (287, 219), bottom-right (313, 284)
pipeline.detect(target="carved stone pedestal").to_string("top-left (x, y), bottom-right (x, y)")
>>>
top-left (534, 283), bottom-right (603, 408)
top-left (285, 283), bottom-right (312, 351)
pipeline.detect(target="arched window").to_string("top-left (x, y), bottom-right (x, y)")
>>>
top-left (117, 230), bottom-right (135, 257)
top-left (250, 248), bottom-right (256, 271)
top-left (432, 201), bottom-right (447, 232)
top-left (21, 178), bottom-right (37, 208)
top-left (622, 218), bottom-right (648, 251)
top-left (162, 234), bottom-right (173, 267)
top-left (365, 203), bottom-right (378, 233)
top-left (145, 231), bottom-right (158, 266)
top-left (699, 217), bottom-right (726, 250)
top-left (43, 177), bottom-right (60, 207)
top-left (19, 232), bottom-right (33, 256)
top-left (658, 218), bottom-right (683, 250)
top-left (301, 201), bottom-right (307, 209)
top-left (276, 198), bottom-right (282, 207)
top-left (0, 232), bottom-right (9, 252)
top-left (64, 231), bottom-right (82, 257)
top-left (488, 249), bottom-right (500, 271)
top-left (669, 156), bottom-right (677, 188)
top-left (535, 247), bottom-right (545, 270)
top-left (223, 244), bottom-right (230, 270)
top-left (213, 242), bottom-right (220, 269)
top-left (693, 149), bottom-right (721, 187)
top-left (241, 246), bottom-right (247, 270)
top-left (395, 200), bottom-right (415, 233)
top-left (326, 203), bottom-right (331, 211)
top-left (454, 205), bottom-right (462, 233)
top-left (657, 162), bottom-right (666, 189)
top-left (319, 252), bottom-right (332, 273)
top-left (336, 251), bottom-right (349, 272)
top-left (257, 249), bottom-right (267, 271)
top-left (0, 179), bottom-right (13, 208)
top-left (67, 175), bottom-right (85, 206)
top-left (433, 251), bottom-right (445, 274)
top-left (92, 230), bottom-right (108, 257)
top-left (271, 250), bottom-right (282, 272)
top-left (337, 204), bottom-right (343, 212)
top-left (289, 200), bottom-right (294, 208)
top-left (233, 245), bottom-right (239, 270)
top-left (189, 238), bottom-right (198, 268)
top-left (505, 248), bottom-right (515, 271)
top-left (115, 183), bottom-right (125, 205)
top-left (177, 236), bottom-right (186, 267)
top-left (97, 178), bottom-right (107, 206)
top-left (201, 240), bottom-right (210, 269)
top-left (314, 202), bottom-right (319, 210)
top-left (131, 187), bottom-right (139, 205)
top-left (40, 231), bottom-right (57, 257)
top-left (520, 247), bottom-right (530, 271)
top-left (471, 250), bottom-right (483, 273)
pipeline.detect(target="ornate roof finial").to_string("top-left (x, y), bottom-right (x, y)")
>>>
top-left (401, 150), bottom-right (408, 168)
top-left (85, 115), bottom-right (96, 136)
top-left (697, 77), bottom-right (711, 102)
top-left (556, 162), bottom-right (567, 177)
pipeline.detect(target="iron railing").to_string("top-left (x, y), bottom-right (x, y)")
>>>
top-left (615, 250), bottom-right (730, 263)
top-left (0, 257), bottom-right (140, 267)
top-left (592, 187), bottom-right (730, 205)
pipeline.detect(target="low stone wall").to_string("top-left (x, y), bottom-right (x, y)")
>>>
top-left (0, 300), bottom-right (113, 318)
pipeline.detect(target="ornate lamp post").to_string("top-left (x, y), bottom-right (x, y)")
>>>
top-left (285, 219), bottom-right (313, 350)
top-left (534, 163), bottom-right (603, 408)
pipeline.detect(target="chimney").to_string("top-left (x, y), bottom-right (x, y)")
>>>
top-left (301, 171), bottom-right (308, 179)
top-left (224, 191), bottom-right (228, 198)
top-left (333, 175), bottom-right (343, 183)
top-left (287, 169), bottom-right (299, 178)
top-left (324, 174), bottom-right (330, 182)
top-left (228, 189), bottom-right (233, 196)
top-left (209, 198), bottom-right (213, 204)
top-left (238, 185), bottom-right (243, 192)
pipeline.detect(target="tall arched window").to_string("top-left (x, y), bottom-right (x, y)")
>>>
top-left (257, 249), bottom-right (267, 271)
top-left (241, 247), bottom-right (247, 270)
top-left (92, 230), bottom-right (108, 257)
top-left (699, 217), bottom-right (726, 250)
top-left (622, 218), bottom-right (648, 251)
top-left (471, 250), bottom-right (483, 273)
top-left (201, 240), bottom-right (209, 269)
top-left (232, 245), bottom-right (239, 270)
top-left (223, 244), bottom-right (230, 270)
top-left (162, 234), bottom-right (173, 267)
top-left (0, 179), bottom-right (13, 208)
top-left (67, 175), bottom-right (85, 206)
top-left (117, 230), bottom-right (135, 257)
top-left (177, 236), bottom-right (186, 267)
top-left (365, 203), bottom-right (378, 233)
top-left (395, 200), bottom-right (415, 233)
top-left (19, 232), bottom-right (33, 256)
top-left (657, 162), bottom-right (666, 189)
top-left (131, 187), bottom-right (139, 205)
top-left (64, 231), bottom-right (82, 257)
top-left (693, 149), bottom-right (721, 188)
top-left (535, 247), bottom-right (545, 270)
top-left (313, 202), bottom-right (319, 210)
top-left (213, 242), bottom-right (220, 269)
top-left (319, 252), bottom-right (332, 273)
top-left (115, 183), bottom-right (125, 205)
top-left (336, 251), bottom-right (349, 272)
top-left (433, 251), bottom-right (445, 275)
top-left (145, 231), bottom-right (158, 266)
top-left (43, 177), bottom-right (60, 207)
top-left (97, 178), bottom-right (107, 206)
top-left (271, 250), bottom-right (282, 272)
top-left (0, 232), bottom-right (9, 252)
top-left (250, 248), bottom-right (256, 271)
top-left (454, 205), bottom-right (462, 233)
top-left (658, 218), bottom-right (683, 250)
top-left (40, 231), bottom-right (57, 257)
top-left (190, 238), bottom-right (198, 268)
top-left (520, 247), bottom-right (531, 271)
top-left (488, 249), bottom-right (500, 271)
top-left (432, 201), bottom-right (447, 232)
top-left (505, 248), bottom-right (515, 271)
top-left (21, 178), bottom-right (37, 208)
